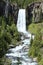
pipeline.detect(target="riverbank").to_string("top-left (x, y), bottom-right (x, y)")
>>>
top-left (28, 23), bottom-right (43, 65)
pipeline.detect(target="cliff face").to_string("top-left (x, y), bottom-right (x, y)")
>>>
top-left (0, 1), bottom-right (12, 17)
top-left (26, 2), bottom-right (43, 23)
top-left (0, 1), bottom-right (43, 24)
top-left (12, 3), bottom-right (19, 24)
top-left (0, 0), bottom-right (6, 16)
top-left (0, 1), bottom-right (19, 24)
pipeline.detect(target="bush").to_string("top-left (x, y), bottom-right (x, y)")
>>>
top-left (29, 27), bottom-right (42, 58)
top-left (38, 59), bottom-right (43, 65)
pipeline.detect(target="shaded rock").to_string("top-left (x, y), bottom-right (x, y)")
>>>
top-left (0, 0), bottom-right (6, 16)
top-left (26, 1), bottom-right (43, 23)
top-left (12, 3), bottom-right (19, 24)
top-left (33, 57), bottom-right (37, 62)
top-left (0, 0), bottom-right (19, 24)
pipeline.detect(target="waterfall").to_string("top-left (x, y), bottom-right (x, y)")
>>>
top-left (5, 0), bottom-right (9, 18)
top-left (5, 9), bottom-right (37, 65)
top-left (17, 9), bottom-right (31, 38)
top-left (17, 9), bottom-right (26, 33)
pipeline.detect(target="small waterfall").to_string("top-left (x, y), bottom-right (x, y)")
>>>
top-left (5, 0), bottom-right (9, 18)
top-left (17, 9), bottom-right (31, 38)
top-left (5, 9), bottom-right (37, 65)
top-left (17, 9), bottom-right (26, 33)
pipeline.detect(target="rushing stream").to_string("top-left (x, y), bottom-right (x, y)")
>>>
top-left (6, 9), bottom-right (38, 65)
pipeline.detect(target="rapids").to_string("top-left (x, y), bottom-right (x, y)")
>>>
top-left (6, 9), bottom-right (37, 65)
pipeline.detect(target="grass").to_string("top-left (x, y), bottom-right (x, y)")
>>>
top-left (28, 22), bottom-right (43, 34)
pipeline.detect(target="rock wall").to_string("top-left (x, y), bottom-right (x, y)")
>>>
top-left (26, 1), bottom-right (43, 23)
top-left (0, 1), bottom-right (43, 24)
top-left (0, 0), bottom-right (19, 24)
top-left (0, 0), bottom-right (6, 16)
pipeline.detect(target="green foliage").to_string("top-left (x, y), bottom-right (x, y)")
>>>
top-left (41, 40), bottom-right (43, 47)
top-left (28, 23), bottom-right (43, 34)
top-left (37, 52), bottom-right (41, 62)
top-left (4, 58), bottom-right (11, 65)
top-left (10, 0), bottom-right (40, 8)
top-left (28, 23), bottom-right (39, 34)
top-left (38, 59), bottom-right (43, 65)
top-left (29, 27), bottom-right (42, 58)
top-left (28, 24), bottom-right (43, 65)
top-left (0, 16), bottom-right (20, 59)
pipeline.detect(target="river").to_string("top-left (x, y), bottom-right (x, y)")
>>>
top-left (5, 9), bottom-right (38, 65)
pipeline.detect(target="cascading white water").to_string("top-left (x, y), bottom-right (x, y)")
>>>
top-left (17, 9), bottom-right (26, 33)
top-left (17, 9), bottom-right (31, 38)
top-left (6, 9), bottom-right (37, 65)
